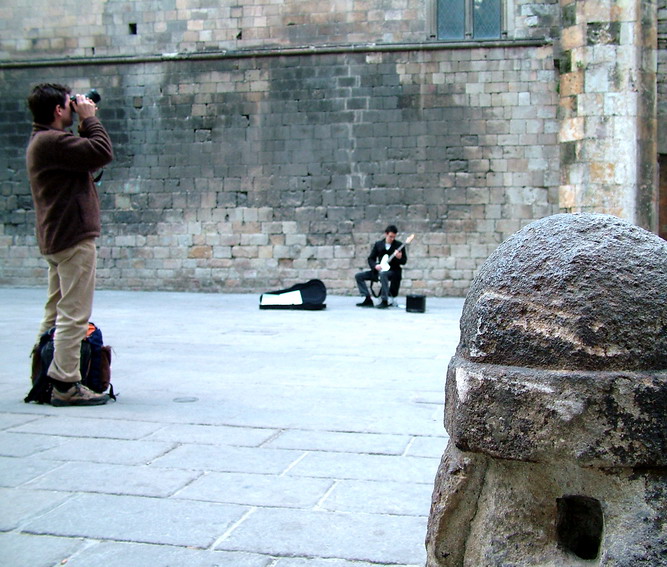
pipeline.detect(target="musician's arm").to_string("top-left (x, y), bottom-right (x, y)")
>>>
top-left (398, 248), bottom-right (407, 265)
top-left (392, 242), bottom-right (407, 266)
top-left (368, 242), bottom-right (380, 270)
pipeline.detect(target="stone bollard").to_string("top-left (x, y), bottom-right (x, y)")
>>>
top-left (426, 213), bottom-right (667, 567)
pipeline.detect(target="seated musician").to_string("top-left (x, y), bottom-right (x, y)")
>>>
top-left (354, 225), bottom-right (407, 309)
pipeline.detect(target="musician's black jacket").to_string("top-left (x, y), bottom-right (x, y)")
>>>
top-left (367, 238), bottom-right (407, 272)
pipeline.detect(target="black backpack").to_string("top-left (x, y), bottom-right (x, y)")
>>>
top-left (25, 322), bottom-right (115, 404)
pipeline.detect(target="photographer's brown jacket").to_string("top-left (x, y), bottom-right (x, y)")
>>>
top-left (26, 116), bottom-right (113, 255)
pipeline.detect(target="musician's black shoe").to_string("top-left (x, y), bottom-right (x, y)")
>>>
top-left (356, 296), bottom-right (374, 307)
top-left (376, 300), bottom-right (390, 309)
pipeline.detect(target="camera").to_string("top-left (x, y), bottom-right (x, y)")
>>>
top-left (70, 89), bottom-right (101, 110)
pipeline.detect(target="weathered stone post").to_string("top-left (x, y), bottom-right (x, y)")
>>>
top-left (426, 213), bottom-right (667, 566)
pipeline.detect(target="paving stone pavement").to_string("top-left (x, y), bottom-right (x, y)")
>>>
top-left (0, 288), bottom-right (463, 567)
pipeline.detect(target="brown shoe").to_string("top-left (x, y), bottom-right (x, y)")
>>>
top-left (51, 382), bottom-right (110, 407)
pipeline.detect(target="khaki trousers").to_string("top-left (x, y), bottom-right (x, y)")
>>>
top-left (37, 238), bottom-right (97, 383)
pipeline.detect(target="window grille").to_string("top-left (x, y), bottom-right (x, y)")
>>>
top-left (437, 0), bottom-right (503, 40)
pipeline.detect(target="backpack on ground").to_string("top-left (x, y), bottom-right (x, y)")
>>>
top-left (25, 322), bottom-right (115, 404)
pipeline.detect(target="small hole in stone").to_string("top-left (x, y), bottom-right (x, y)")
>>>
top-left (129, 23), bottom-right (138, 35)
top-left (556, 495), bottom-right (603, 560)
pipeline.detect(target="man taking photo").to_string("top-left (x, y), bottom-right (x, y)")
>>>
top-left (26, 83), bottom-right (113, 406)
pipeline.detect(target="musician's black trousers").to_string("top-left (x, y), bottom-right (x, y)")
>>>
top-left (355, 269), bottom-right (399, 302)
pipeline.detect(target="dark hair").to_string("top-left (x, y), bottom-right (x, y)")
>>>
top-left (27, 83), bottom-right (70, 125)
top-left (385, 224), bottom-right (399, 234)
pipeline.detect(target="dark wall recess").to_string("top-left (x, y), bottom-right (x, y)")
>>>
top-left (556, 495), bottom-right (604, 560)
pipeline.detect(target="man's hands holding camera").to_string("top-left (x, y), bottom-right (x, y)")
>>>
top-left (70, 94), bottom-right (98, 120)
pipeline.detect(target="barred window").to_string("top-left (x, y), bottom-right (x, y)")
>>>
top-left (437, 0), bottom-right (503, 40)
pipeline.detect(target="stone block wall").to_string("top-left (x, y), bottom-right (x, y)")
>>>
top-left (557, 0), bottom-right (660, 229)
top-left (0, 0), bottom-right (560, 59)
top-left (659, 0), bottom-right (667, 153)
top-left (0, 42), bottom-right (559, 295)
top-left (3, 0), bottom-right (663, 296)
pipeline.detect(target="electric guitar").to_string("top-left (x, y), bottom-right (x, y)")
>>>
top-left (379, 234), bottom-right (414, 272)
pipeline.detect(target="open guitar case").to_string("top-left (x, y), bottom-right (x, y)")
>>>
top-left (259, 279), bottom-right (327, 310)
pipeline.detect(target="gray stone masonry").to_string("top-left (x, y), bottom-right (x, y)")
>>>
top-left (1, 0), bottom-right (664, 296)
top-left (0, 45), bottom-right (560, 296)
top-left (0, 287), bottom-right (463, 567)
top-left (0, 1), bottom-right (559, 60)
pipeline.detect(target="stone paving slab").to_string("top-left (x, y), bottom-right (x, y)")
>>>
top-left (285, 451), bottom-right (441, 484)
top-left (35, 436), bottom-right (176, 465)
top-left (318, 479), bottom-right (434, 516)
top-left (146, 422), bottom-right (280, 446)
top-left (23, 493), bottom-right (248, 547)
top-left (0, 288), bottom-right (463, 567)
top-left (60, 540), bottom-right (272, 567)
top-left (174, 471), bottom-right (335, 508)
top-left (150, 443), bottom-right (307, 474)
top-left (215, 507), bottom-right (427, 564)
top-left (0, 532), bottom-right (84, 567)
top-left (0, 455), bottom-right (62, 488)
top-left (25, 461), bottom-right (201, 497)
top-left (264, 429), bottom-right (412, 455)
top-left (0, 488), bottom-right (70, 532)
top-left (10, 414), bottom-right (164, 439)
top-left (0, 431), bottom-right (62, 457)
